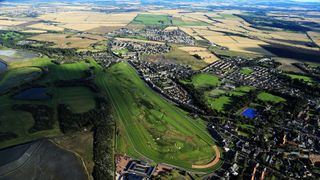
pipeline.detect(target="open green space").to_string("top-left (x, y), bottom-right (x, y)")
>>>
top-left (95, 62), bottom-right (217, 171)
top-left (132, 14), bottom-right (172, 26)
top-left (228, 86), bottom-right (254, 96)
top-left (53, 87), bottom-right (96, 113)
top-left (112, 48), bottom-right (129, 56)
top-left (186, 73), bottom-right (220, 89)
top-left (286, 73), bottom-right (314, 84)
top-left (204, 84), bottom-right (254, 112)
top-left (184, 72), bottom-right (255, 112)
top-left (240, 67), bottom-right (254, 75)
top-left (132, 14), bottom-right (208, 26)
top-left (184, 72), bottom-right (254, 112)
top-left (0, 57), bottom-right (98, 148)
top-left (206, 95), bottom-right (231, 112)
top-left (257, 92), bottom-right (286, 103)
top-left (10, 57), bottom-right (93, 81)
top-left (172, 18), bottom-right (209, 26)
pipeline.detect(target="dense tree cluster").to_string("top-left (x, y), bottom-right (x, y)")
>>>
top-left (58, 97), bottom-right (115, 179)
top-left (13, 104), bottom-right (54, 133)
top-left (0, 131), bottom-right (18, 141)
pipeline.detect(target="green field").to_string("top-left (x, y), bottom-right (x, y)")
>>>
top-left (95, 62), bottom-right (218, 171)
top-left (132, 14), bottom-right (208, 26)
top-left (228, 86), bottom-right (254, 96)
top-left (132, 14), bottom-right (172, 26)
top-left (187, 73), bottom-right (220, 89)
top-left (257, 92), bottom-right (286, 103)
top-left (113, 48), bottom-right (129, 56)
top-left (206, 86), bottom-right (254, 112)
top-left (240, 67), bottom-right (254, 75)
top-left (206, 95), bottom-right (231, 112)
top-left (53, 87), bottom-right (96, 113)
top-left (172, 18), bottom-right (209, 26)
top-left (286, 73), bottom-right (314, 84)
top-left (184, 72), bottom-right (254, 112)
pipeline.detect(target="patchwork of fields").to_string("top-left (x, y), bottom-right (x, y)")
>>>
top-left (0, 4), bottom-right (319, 177)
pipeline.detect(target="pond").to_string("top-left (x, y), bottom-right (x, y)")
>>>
top-left (0, 49), bottom-right (38, 62)
top-left (0, 50), bottom-right (16, 57)
top-left (14, 88), bottom-right (50, 100)
top-left (0, 60), bottom-right (7, 73)
top-left (241, 108), bottom-right (257, 119)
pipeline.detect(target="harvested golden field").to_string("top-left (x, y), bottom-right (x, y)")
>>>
top-left (222, 36), bottom-right (271, 55)
top-left (29, 33), bottom-right (105, 49)
top-left (204, 35), bottom-right (236, 44)
top-left (38, 11), bottom-right (138, 31)
top-left (179, 27), bottom-right (203, 40)
top-left (115, 37), bottom-right (165, 44)
top-left (308, 31), bottom-right (320, 47)
top-left (164, 26), bottom-right (179, 31)
top-left (201, 34), bottom-right (272, 55)
top-left (21, 29), bottom-right (47, 33)
top-left (0, 19), bottom-right (27, 26)
top-left (274, 57), bottom-right (304, 73)
top-left (259, 31), bottom-right (317, 50)
top-left (271, 31), bottom-right (310, 41)
top-left (177, 12), bottom-right (226, 24)
top-left (28, 23), bottom-right (65, 32)
top-left (179, 46), bottom-right (219, 63)
top-left (87, 26), bottom-right (122, 34)
top-left (193, 29), bottom-right (225, 36)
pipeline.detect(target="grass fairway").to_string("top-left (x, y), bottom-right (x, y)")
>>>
top-left (188, 73), bottom-right (220, 89)
top-left (95, 62), bottom-right (218, 171)
top-left (257, 92), bottom-right (286, 103)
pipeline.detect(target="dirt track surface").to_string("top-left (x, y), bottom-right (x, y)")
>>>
top-left (0, 139), bottom-right (88, 180)
top-left (192, 145), bottom-right (221, 169)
